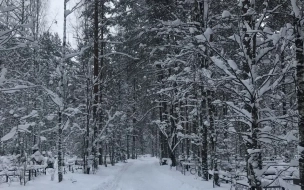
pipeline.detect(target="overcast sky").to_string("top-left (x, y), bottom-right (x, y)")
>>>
top-left (47, 0), bottom-right (78, 48)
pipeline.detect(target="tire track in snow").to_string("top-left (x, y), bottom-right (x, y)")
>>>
top-left (107, 162), bottom-right (133, 190)
top-left (95, 162), bottom-right (133, 190)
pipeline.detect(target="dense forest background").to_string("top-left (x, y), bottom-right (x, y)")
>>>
top-left (1, 0), bottom-right (304, 189)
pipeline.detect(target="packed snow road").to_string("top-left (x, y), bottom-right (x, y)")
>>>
top-left (99, 157), bottom-right (198, 190)
top-left (97, 157), bottom-right (230, 190)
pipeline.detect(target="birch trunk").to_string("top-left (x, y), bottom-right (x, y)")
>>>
top-left (242, 1), bottom-right (262, 189)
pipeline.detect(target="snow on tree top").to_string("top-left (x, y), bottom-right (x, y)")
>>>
top-left (222, 10), bottom-right (231, 18)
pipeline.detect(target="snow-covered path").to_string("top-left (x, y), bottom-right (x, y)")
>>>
top-left (1, 156), bottom-right (230, 190)
top-left (98, 157), bottom-right (230, 190)
top-left (100, 158), bottom-right (197, 190)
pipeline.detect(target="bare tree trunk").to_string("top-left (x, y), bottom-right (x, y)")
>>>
top-left (104, 143), bottom-right (108, 167)
top-left (84, 77), bottom-right (90, 174)
top-left (192, 0), bottom-right (210, 182)
top-left (185, 98), bottom-right (190, 158)
top-left (169, 104), bottom-right (177, 167)
top-left (207, 90), bottom-right (219, 186)
top-left (99, 1), bottom-right (105, 166)
top-left (57, 0), bottom-right (68, 182)
top-left (111, 136), bottom-right (115, 166)
top-left (127, 133), bottom-right (130, 159)
top-left (99, 142), bottom-right (103, 165)
top-left (93, 0), bottom-right (99, 171)
top-left (295, 10), bottom-right (304, 190)
top-left (200, 86), bottom-right (208, 180)
top-left (133, 82), bottom-right (137, 160)
top-left (132, 134), bottom-right (136, 159)
top-left (58, 112), bottom-right (63, 182)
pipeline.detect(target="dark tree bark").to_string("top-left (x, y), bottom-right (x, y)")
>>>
top-left (169, 104), bottom-right (177, 167)
top-left (99, 0), bottom-right (105, 166)
top-left (295, 11), bottom-right (304, 190)
top-left (58, 111), bottom-right (63, 182)
top-left (207, 90), bottom-right (219, 186)
top-left (132, 78), bottom-right (136, 159)
top-left (92, 0), bottom-right (99, 170)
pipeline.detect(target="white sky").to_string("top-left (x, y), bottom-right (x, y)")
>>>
top-left (47, 0), bottom-right (79, 48)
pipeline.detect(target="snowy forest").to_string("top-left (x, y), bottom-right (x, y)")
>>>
top-left (0, 0), bottom-right (304, 190)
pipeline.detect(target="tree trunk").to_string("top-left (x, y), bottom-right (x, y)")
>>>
top-left (99, 142), bottom-right (103, 165)
top-left (295, 12), bottom-right (304, 190)
top-left (169, 103), bottom-right (177, 166)
top-left (132, 78), bottom-right (136, 159)
top-left (93, 0), bottom-right (99, 170)
top-left (242, 1), bottom-right (262, 189)
top-left (200, 89), bottom-right (208, 180)
top-left (127, 133), bottom-right (130, 159)
top-left (57, 0), bottom-right (68, 182)
top-left (132, 135), bottom-right (136, 159)
top-left (58, 111), bottom-right (63, 182)
top-left (85, 78), bottom-right (90, 174)
top-left (170, 151), bottom-right (176, 167)
top-left (207, 90), bottom-right (219, 186)
top-left (104, 144), bottom-right (108, 167)
top-left (98, 0), bottom-right (105, 167)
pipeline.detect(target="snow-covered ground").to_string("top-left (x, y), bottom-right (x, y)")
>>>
top-left (1, 156), bottom-right (231, 190)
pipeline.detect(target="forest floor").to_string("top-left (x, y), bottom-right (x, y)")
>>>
top-left (0, 156), bottom-right (231, 190)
